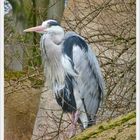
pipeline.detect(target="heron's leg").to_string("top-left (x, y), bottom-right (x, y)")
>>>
top-left (68, 110), bottom-right (80, 138)
top-left (73, 110), bottom-right (80, 124)
top-left (77, 118), bottom-right (84, 131)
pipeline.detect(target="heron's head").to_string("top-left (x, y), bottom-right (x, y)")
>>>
top-left (24, 19), bottom-right (64, 44)
top-left (24, 19), bottom-right (63, 34)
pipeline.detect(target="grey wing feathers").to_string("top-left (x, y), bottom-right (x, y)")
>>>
top-left (72, 44), bottom-right (105, 98)
top-left (72, 42), bottom-right (105, 117)
top-left (87, 46), bottom-right (105, 99)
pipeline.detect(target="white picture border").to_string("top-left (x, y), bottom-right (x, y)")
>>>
top-left (0, 0), bottom-right (4, 140)
top-left (136, 0), bottom-right (140, 139)
top-left (0, 0), bottom-right (139, 140)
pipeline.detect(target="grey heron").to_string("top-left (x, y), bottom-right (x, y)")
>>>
top-left (24, 19), bottom-right (105, 137)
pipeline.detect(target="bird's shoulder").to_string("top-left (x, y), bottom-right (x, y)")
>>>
top-left (62, 32), bottom-right (88, 58)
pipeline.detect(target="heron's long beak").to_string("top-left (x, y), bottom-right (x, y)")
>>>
top-left (24, 25), bottom-right (45, 33)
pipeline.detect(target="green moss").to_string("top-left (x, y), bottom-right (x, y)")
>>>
top-left (71, 111), bottom-right (136, 140)
top-left (28, 77), bottom-right (44, 88)
top-left (5, 71), bottom-right (26, 80)
top-left (98, 125), bottom-right (105, 130)
top-left (5, 71), bottom-right (44, 88)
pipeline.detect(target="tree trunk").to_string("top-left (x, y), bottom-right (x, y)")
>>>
top-left (47, 0), bottom-right (65, 22)
top-left (5, 45), bottom-right (23, 71)
top-left (71, 111), bottom-right (136, 140)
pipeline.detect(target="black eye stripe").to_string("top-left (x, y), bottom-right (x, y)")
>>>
top-left (49, 21), bottom-right (60, 26)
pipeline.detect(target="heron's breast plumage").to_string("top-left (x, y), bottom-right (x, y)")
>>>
top-left (41, 34), bottom-right (65, 86)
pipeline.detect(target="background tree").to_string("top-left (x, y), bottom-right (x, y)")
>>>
top-left (5, 0), bottom-right (65, 71)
